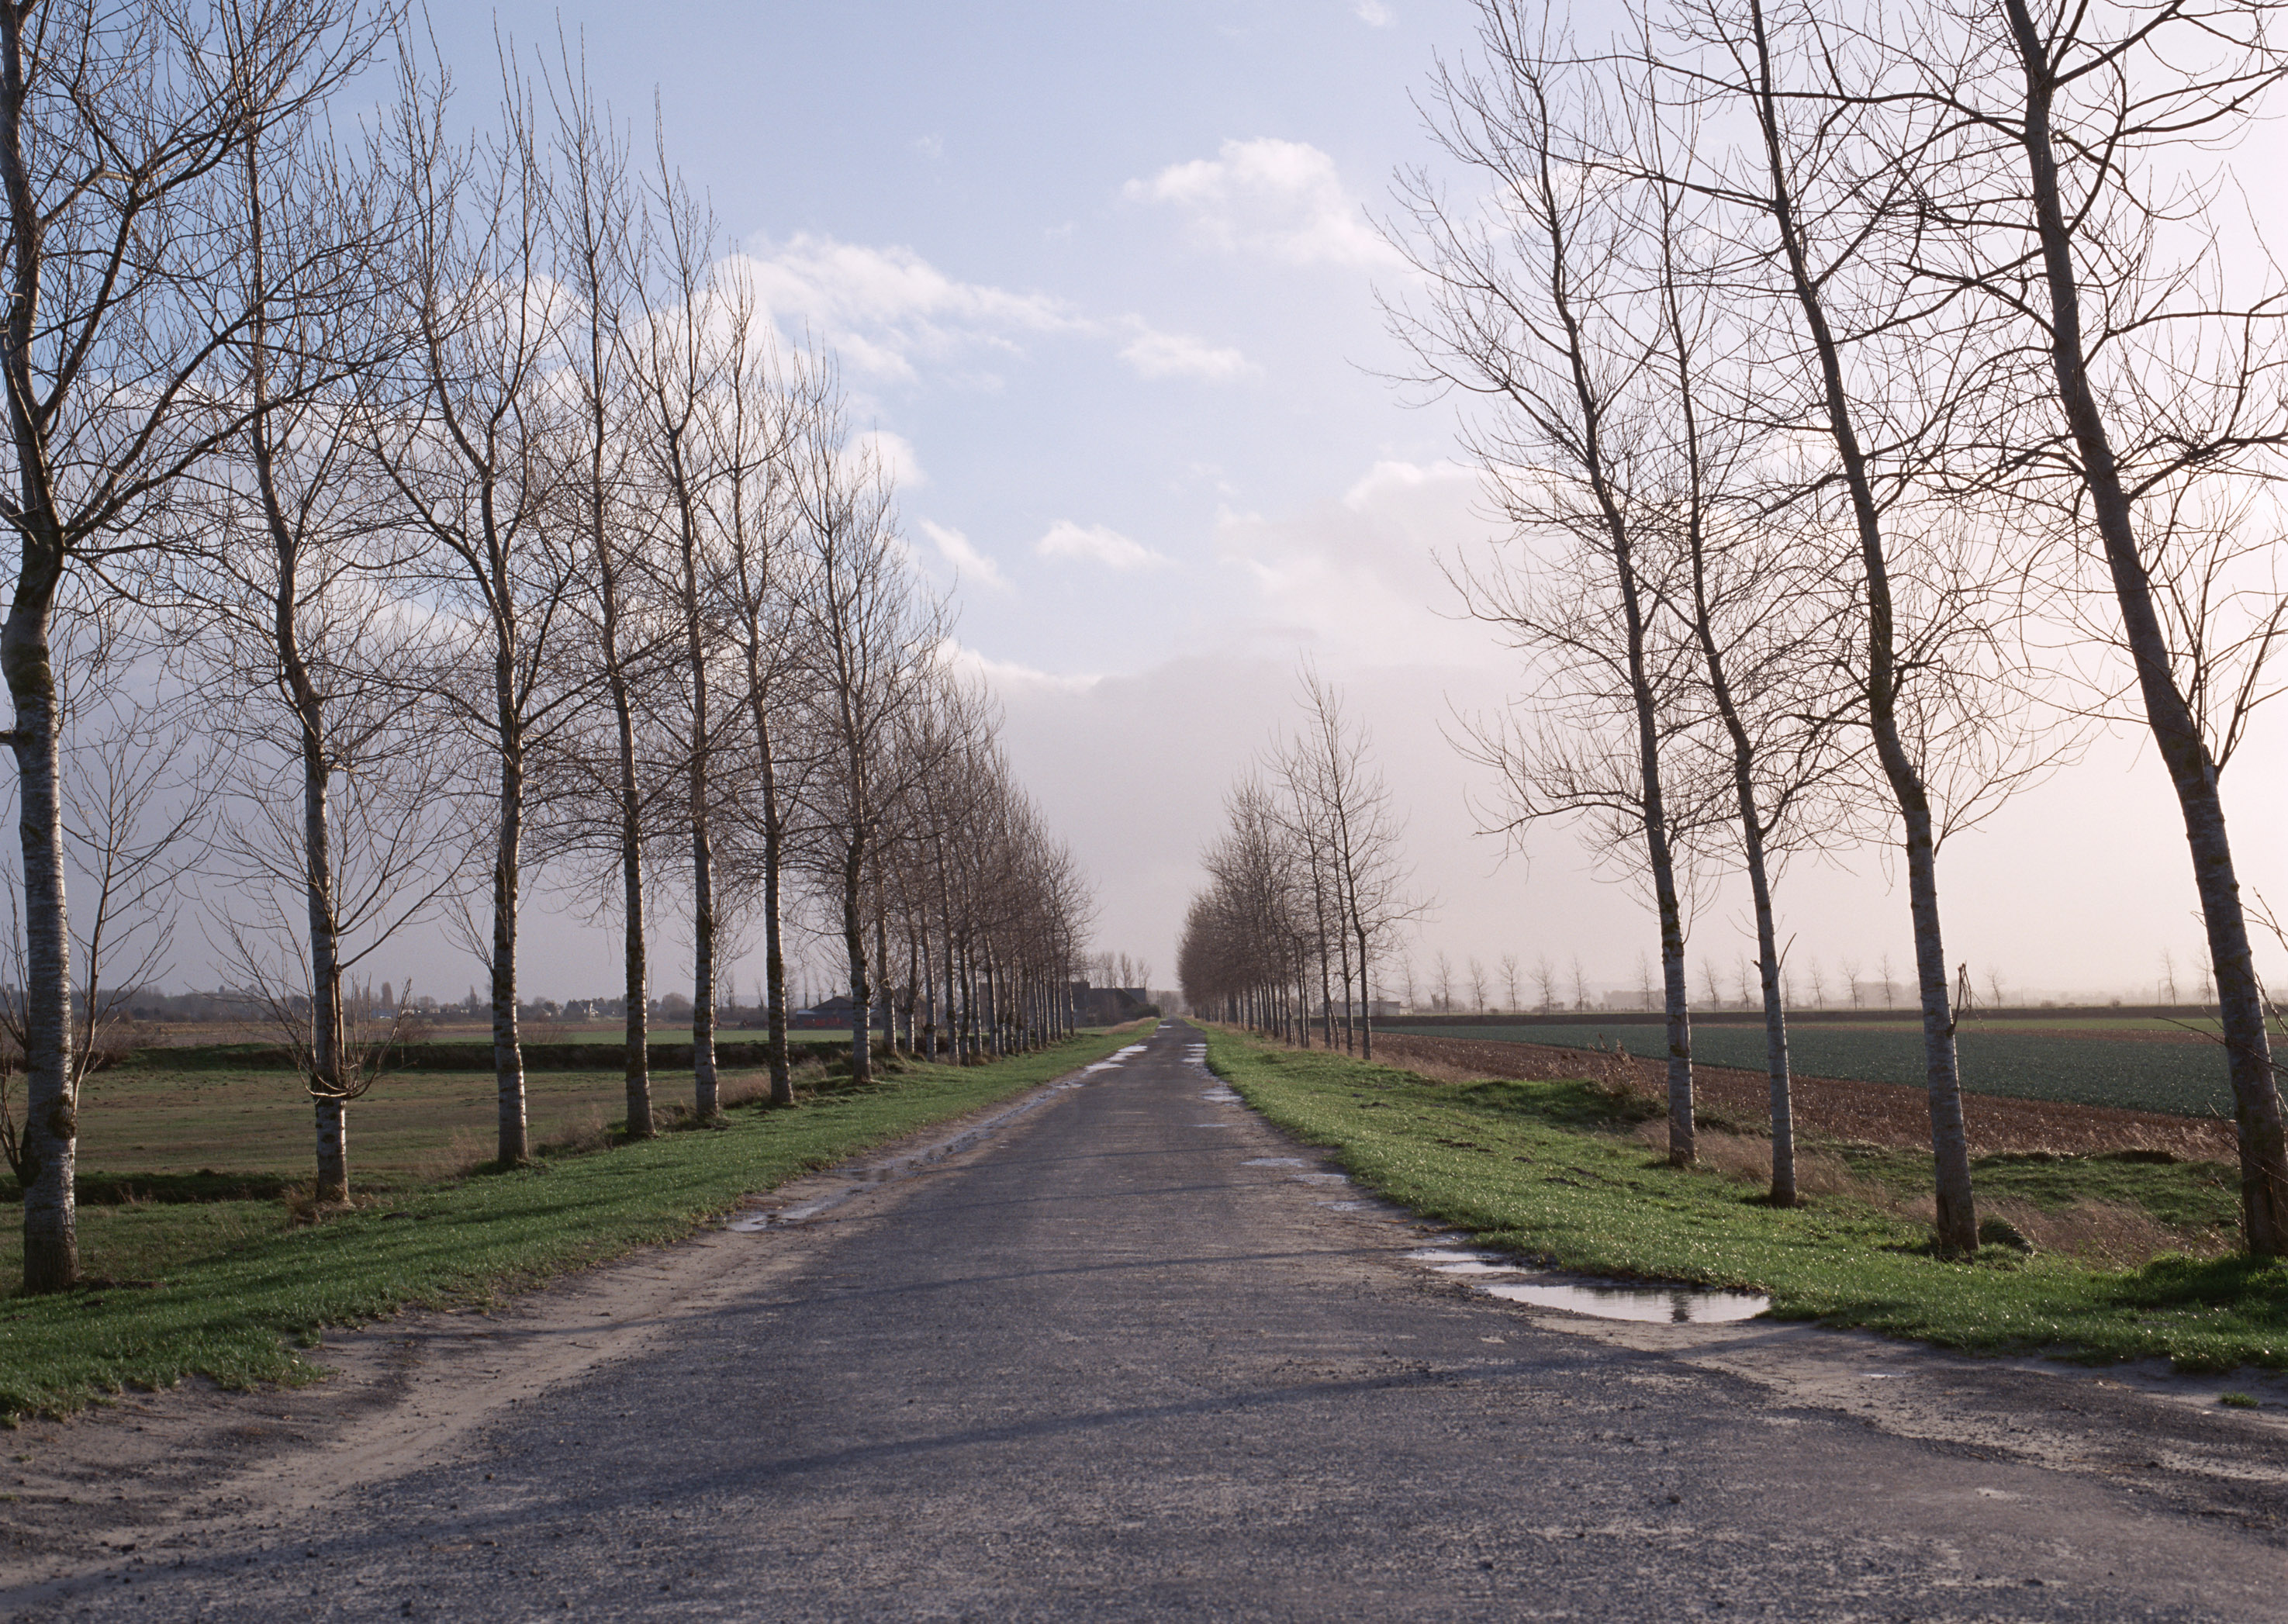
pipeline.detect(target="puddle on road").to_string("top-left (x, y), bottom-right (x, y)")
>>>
top-left (1289, 1172), bottom-right (1350, 1185)
top-left (1243, 1157), bottom-right (1307, 1166)
top-left (1430, 1260), bottom-right (1529, 1277)
top-left (1084, 1044), bottom-right (1153, 1075)
top-left (1404, 1246), bottom-right (1769, 1324)
top-left (1200, 1090), bottom-right (1241, 1104)
top-left (1484, 1280), bottom-right (1769, 1323)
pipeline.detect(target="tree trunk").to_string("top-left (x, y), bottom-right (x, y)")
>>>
top-left (1354, 924), bottom-right (1374, 1061)
top-left (1747, 0), bottom-right (1975, 1251)
top-left (688, 599), bottom-right (717, 1121)
top-left (752, 693), bottom-right (792, 1107)
top-left (842, 844), bottom-right (872, 1084)
top-left (7, 575), bottom-right (74, 1291)
top-left (613, 668), bottom-right (651, 1138)
top-left (2001, 0), bottom-right (2288, 1256)
top-left (302, 720), bottom-right (347, 1201)
top-left (492, 633), bottom-right (527, 1165)
top-left (1, 4), bottom-right (73, 1292)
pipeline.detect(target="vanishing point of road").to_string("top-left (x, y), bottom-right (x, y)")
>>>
top-left (5, 1018), bottom-right (2284, 1620)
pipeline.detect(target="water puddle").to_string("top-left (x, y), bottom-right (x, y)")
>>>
top-left (1289, 1172), bottom-right (1350, 1185)
top-left (1319, 1200), bottom-right (1366, 1210)
top-left (1404, 1247), bottom-right (1768, 1324)
top-left (1084, 1044), bottom-right (1152, 1074)
top-left (1481, 1280), bottom-right (1769, 1324)
top-left (1200, 1089), bottom-right (1240, 1104)
top-left (1243, 1157), bottom-right (1307, 1167)
top-left (1192, 1121), bottom-right (1236, 1128)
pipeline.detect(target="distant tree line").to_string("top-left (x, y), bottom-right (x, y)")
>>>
top-left (1178, 669), bottom-right (1418, 1060)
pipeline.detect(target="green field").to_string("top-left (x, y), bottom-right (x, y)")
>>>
top-left (1404, 1023), bottom-right (2234, 1118)
top-left (0, 1026), bottom-right (1148, 1418)
top-left (1206, 1028), bottom-right (2286, 1372)
top-left (23, 1033), bottom-right (869, 1190)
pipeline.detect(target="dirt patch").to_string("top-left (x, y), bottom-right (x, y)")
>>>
top-left (1369, 1031), bottom-right (2239, 1162)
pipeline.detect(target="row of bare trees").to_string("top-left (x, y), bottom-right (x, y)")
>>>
top-left (1178, 670), bottom-right (1416, 1058)
top-left (1395, 0), bottom-right (2288, 1253)
top-left (0, 5), bottom-right (1097, 1294)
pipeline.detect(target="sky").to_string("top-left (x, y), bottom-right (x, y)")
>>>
top-left (342, 0), bottom-right (2288, 1010)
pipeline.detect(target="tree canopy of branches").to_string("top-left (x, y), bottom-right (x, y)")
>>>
top-left (1, 10), bottom-right (1106, 1293)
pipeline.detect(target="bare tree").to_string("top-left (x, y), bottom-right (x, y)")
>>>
top-left (172, 39), bottom-right (462, 1204)
top-left (1394, 22), bottom-right (1710, 1161)
top-left (1433, 950), bottom-right (1454, 1012)
top-left (0, 639), bottom-right (209, 1190)
top-left (1467, 956), bottom-right (1488, 1013)
top-left (540, 43), bottom-right (665, 1139)
top-left (0, 0), bottom-right (389, 1290)
top-left (711, 279), bottom-right (810, 1104)
top-left (1284, 667), bottom-right (1415, 1056)
top-left (1500, 952), bottom-right (1521, 1012)
top-left (1650, 0), bottom-right (2008, 1247)
top-left (1532, 952), bottom-right (1558, 1014)
top-left (790, 387), bottom-right (942, 1083)
top-left (624, 158), bottom-right (734, 1120)
top-left (1920, 0), bottom-right (2288, 1248)
top-left (368, 57), bottom-right (585, 1166)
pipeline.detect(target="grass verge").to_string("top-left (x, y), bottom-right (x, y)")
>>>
top-left (1204, 1026), bottom-right (2288, 1373)
top-left (0, 1025), bottom-right (1148, 1421)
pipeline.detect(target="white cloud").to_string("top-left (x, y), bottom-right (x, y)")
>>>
top-left (854, 428), bottom-right (927, 489)
top-left (919, 520), bottom-right (1007, 590)
top-left (732, 235), bottom-right (1085, 382)
top-left (1215, 457), bottom-right (1496, 665)
top-left (1353, 0), bottom-right (1395, 24)
top-left (1036, 520), bottom-right (1170, 571)
top-left (732, 233), bottom-right (1253, 390)
top-left (914, 133), bottom-right (945, 161)
top-left (1118, 329), bottom-right (1256, 381)
top-left (936, 638), bottom-right (1103, 695)
top-left (1125, 137), bottom-right (1400, 268)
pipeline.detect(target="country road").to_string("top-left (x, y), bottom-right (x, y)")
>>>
top-left (5, 1018), bottom-right (2286, 1620)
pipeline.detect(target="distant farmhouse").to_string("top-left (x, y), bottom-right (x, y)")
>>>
top-left (789, 994), bottom-right (865, 1031)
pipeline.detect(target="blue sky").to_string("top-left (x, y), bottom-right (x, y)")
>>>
top-left (430, 0), bottom-right (1478, 679)
top-left (385, 0), bottom-right (2287, 1008)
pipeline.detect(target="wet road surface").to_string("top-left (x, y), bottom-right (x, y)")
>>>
top-left (7, 1018), bottom-right (2284, 1619)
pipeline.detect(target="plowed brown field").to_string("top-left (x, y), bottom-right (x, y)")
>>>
top-left (1370, 1031), bottom-right (2237, 1162)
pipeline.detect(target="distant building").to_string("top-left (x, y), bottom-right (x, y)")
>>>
top-left (790, 993), bottom-right (868, 1031)
top-left (1073, 982), bottom-right (1153, 1025)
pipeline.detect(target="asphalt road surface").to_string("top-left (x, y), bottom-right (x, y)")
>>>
top-left (7, 1018), bottom-right (2286, 1620)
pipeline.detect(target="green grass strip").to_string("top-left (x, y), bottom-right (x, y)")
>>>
top-left (0, 1028), bottom-right (1146, 1421)
top-left (1204, 1027), bottom-right (2288, 1373)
